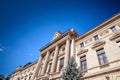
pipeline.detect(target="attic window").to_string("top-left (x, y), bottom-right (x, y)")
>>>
top-left (110, 26), bottom-right (116, 32)
top-left (80, 42), bottom-right (84, 48)
top-left (94, 35), bottom-right (99, 41)
top-left (117, 41), bottom-right (120, 47)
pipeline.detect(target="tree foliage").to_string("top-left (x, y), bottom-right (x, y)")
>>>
top-left (61, 56), bottom-right (82, 80)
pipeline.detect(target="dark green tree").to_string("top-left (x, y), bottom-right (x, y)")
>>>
top-left (61, 56), bottom-right (82, 80)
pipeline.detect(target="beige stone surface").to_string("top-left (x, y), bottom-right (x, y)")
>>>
top-left (10, 13), bottom-right (120, 80)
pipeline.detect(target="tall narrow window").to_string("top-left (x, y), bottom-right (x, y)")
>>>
top-left (59, 58), bottom-right (64, 71)
top-left (117, 41), bottom-right (120, 47)
top-left (110, 26), bottom-right (116, 32)
top-left (80, 56), bottom-right (87, 70)
top-left (48, 63), bottom-right (52, 73)
top-left (96, 48), bottom-right (108, 65)
top-left (94, 35), bottom-right (99, 41)
top-left (80, 42), bottom-right (84, 48)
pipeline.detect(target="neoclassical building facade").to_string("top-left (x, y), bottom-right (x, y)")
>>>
top-left (10, 13), bottom-right (120, 80)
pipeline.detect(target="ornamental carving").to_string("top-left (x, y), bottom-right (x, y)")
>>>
top-left (77, 49), bottom-right (88, 55)
top-left (100, 30), bottom-right (109, 36)
top-left (92, 40), bottom-right (106, 49)
top-left (109, 32), bottom-right (120, 41)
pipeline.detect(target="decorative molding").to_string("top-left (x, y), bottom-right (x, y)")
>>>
top-left (100, 30), bottom-right (109, 36)
top-left (77, 49), bottom-right (88, 55)
top-left (91, 40), bottom-right (106, 49)
top-left (85, 38), bottom-right (92, 44)
top-left (109, 32), bottom-right (120, 41)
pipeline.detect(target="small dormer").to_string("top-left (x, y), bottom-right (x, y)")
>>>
top-left (16, 65), bottom-right (23, 71)
top-left (53, 31), bottom-right (62, 40)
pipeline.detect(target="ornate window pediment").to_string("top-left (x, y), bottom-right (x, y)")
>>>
top-left (110, 32), bottom-right (120, 41)
top-left (92, 40), bottom-right (106, 49)
top-left (77, 49), bottom-right (88, 55)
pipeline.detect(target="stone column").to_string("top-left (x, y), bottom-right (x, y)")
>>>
top-left (51, 45), bottom-right (59, 73)
top-left (64, 39), bottom-right (70, 68)
top-left (32, 56), bottom-right (43, 80)
top-left (41, 51), bottom-right (50, 75)
top-left (71, 38), bottom-right (75, 57)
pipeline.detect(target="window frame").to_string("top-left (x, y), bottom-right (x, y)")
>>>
top-left (94, 35), bottom-right (99, 41)
top-left (117, 41), bottom-right (120, 47)
top-left (96, 48), bottom-right (108, 65)
top-left (59, 58), bottom-right (64, 71)
top-left (80, 42), bottom-right (84, 48)
top-left (80, 55), bottom-right (87, 71)
top-left (110, 26), bottom-right (116, 32)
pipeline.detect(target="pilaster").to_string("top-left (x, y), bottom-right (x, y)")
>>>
top-left (51, 45), bottom-right (59, 73)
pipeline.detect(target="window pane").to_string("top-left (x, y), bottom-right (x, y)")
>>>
top-left (80, 42), bottom-right (84, 48)
top-left (59, 58), bottom-right (64, 71)
top-left (96, 48), bottom-right (108, 65)
top-left (80, 56), bottom-right (87, 70)
top-left (110, 26), bottom-right (116, 32)
top-left (117, 41), bottom-right (120, 47)
top-left (94, 35), bottom-right (99, 41)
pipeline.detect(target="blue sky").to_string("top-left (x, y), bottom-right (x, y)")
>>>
top-left (0, 0), bottom-right (120, 76)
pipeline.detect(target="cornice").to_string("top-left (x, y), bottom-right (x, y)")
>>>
top-left (75, 13), bottom-right (120, 42)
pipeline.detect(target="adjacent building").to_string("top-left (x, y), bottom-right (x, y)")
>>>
top-left (10, 61), bottom-right (37, 80)
top-left (10, 13), bottom-right (120, 80)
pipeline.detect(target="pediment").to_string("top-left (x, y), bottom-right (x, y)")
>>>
top-left (92, 40), bottom-right (106, 49)
top-left (110, 32), bottom-right (120, 41)
top-left (77, 49), bottom-right (88, 55)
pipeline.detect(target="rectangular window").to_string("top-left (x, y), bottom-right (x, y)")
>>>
top-left (59, 58), bottom-right (64, 71)
top-left (48, 63), bottom-right (52, 73)
top-left (110, 26), bottom-right (116, 32)
top-left (117, 41), bottom-right (120, 47)
top-left (94, 35), bottom-right (99, 41)
top-left (80, 56), bottom-right (87, 70)
top-left (80, 42), bottom-right (84, 48)
top-left (96, 48), bottom-right (108, 65)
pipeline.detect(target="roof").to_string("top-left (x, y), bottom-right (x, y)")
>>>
top-left (12, 60), bottom-right (38, 74)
